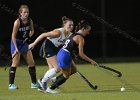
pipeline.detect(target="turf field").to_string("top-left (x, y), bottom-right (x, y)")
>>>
top-left (0, 62), bottom-right (140, 100)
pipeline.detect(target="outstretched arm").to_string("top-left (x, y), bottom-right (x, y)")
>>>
top-left (29, 29), bottom-right (61, 49)
top-left (76, 36), bottom-right (97, 65)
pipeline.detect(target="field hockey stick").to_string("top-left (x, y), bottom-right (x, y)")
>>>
top-left (72, 53), bottom-right (122, 77)
top-left (77, 70), bottom-right (98, 90)
top-left (4, 38), bottom-right (29, 71)
top-left (74, 56), bottom-right (122, 77)
top-left (95, 64), bottom-right (139, 92)
top-left (72, 2), bottom-right (140, 45)
top-left (95, 64), bottom-right (122, 77)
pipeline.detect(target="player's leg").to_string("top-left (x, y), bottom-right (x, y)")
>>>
top-left (70, 60), bottom-right (77, 75)
top-left (38, 40), bottom-right (61, 89)
top-left (9, 41), bottom-right (21, 90)
top-left (53, 60), bottom-right (77, 82)
top-left (46, 68), bottom-right (71, 94)
top-left (46, 58), bottom-right (54, 69)
top-left (39, 56), bottom-right (60, 90)
top-left (22, 50), bottom-right (39, 89)
top-left (46, 49), bottom-right (72, 93)
top-left (50, 62), bottom-right (75, 88)
top-left (9, 53), bottom-right (20, 90)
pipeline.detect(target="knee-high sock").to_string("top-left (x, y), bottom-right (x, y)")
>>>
top-left (42, 68), bottom-right (57, 82)
top-left (50, 75), bottom-right (67, 89)
top-left (9, 67), bottom-right (17, 84)
top-left (56, 74), bottom-right (63, 79)
top-left (29, 66), bottom-right (37, 83)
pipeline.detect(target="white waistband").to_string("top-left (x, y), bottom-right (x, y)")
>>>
top-left (62, 48), bottom-right (70, 53)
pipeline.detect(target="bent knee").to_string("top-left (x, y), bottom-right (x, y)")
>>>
top-left (71, 70), bottom-right (77, 75)
top-left (63, 74), bottom-right (70, 79)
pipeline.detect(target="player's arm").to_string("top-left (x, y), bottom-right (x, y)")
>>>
top-left (76, 36), bottom-right (97, 65)
top-left (29, 29), bottom-right (61, 49)
top-left (29, 19), bottom-right (34, 37)
top-left (12, 19), bottom-right (20, 53)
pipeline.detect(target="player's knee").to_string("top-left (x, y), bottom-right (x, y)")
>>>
top-left (28, 60), bottom-right (35, 66)
top-left (71, 70), bottom-right (77, 75)
top-left (12, 61), bottom-right (19, 67)
top-left (71, 66), bottom-right (77, 75)
top-left (55, 67), bottom-right (61, 72)
top-left (63, 74), bottom-right (70, 79)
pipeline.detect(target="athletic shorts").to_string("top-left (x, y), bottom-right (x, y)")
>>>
top-left (39, 39), bottom-right (59, 58)
top-left (57, 48), bottom-right (72, 69)
top-left (11, 39), bottom-right (29, 54)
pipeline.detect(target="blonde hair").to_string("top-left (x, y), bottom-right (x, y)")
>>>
top-left (62, 16), bottom-right (73, 25)
top-left (18, 5), bottom-right (29, 15)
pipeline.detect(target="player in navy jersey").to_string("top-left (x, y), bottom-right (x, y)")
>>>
top-left (29, 16), bottom-right (74, 90)
top-left (9, 5), bottom-right (39, 90)
top-left (45, 20), bottom-right (98, 93)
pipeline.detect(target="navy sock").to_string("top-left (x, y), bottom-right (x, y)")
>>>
top-left (29, 67), bottom-right (37, 83)
top-left (9, 67), bottom-right (16, 84)
top-left (50, 75), bottom-right (67, 89)
top-left (56, 74), bottom-right (63, 79)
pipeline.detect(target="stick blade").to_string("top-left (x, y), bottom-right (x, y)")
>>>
top-left (117, 73), bottom-right (122, 77)
top-left (91, 85), bottom-right (98, 90)
top-left (94, 85), bottom-right (98, 90)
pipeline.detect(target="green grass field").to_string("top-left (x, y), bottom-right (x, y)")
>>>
top-left (0, 62), bottom-right (140, 100)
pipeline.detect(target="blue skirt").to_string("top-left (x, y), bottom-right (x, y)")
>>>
top-left (57, 48), bottom-right (72, 69)
top-left (11, 39), bottom-right (29, 54)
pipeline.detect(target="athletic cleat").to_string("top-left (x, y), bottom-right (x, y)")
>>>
top-left (38, 79), bottom-right (47, 90)
top-left (38, 87), bottom-right (46, 93)
top-left (45, 87), bottom-right (58, 94)
top-left (9, 84), bottom-right (18, 90)
top-left (31, 83), bottom-right (40, 89)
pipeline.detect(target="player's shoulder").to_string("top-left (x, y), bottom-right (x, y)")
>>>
top-left (55, 27), bottom-right (63, 32)
top-left (15, 18), bottom-right (20, 22)
top-left (74, 33), bottom-right (84, 41)
top-left (52, 28), bottom-right (62, 34)
top-left (14, 18), bottom-right (20, 26)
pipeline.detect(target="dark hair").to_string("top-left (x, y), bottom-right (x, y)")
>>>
top-left (62, 16), bottom-right (73, 25)
top-left (75, 20), bottom-right (91, 32)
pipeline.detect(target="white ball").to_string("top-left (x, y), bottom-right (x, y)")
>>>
top-left (120, 87), bottom-right (125, 92)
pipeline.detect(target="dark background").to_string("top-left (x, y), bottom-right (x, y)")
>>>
top-left (0, 0), bottom-right (140, 62)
